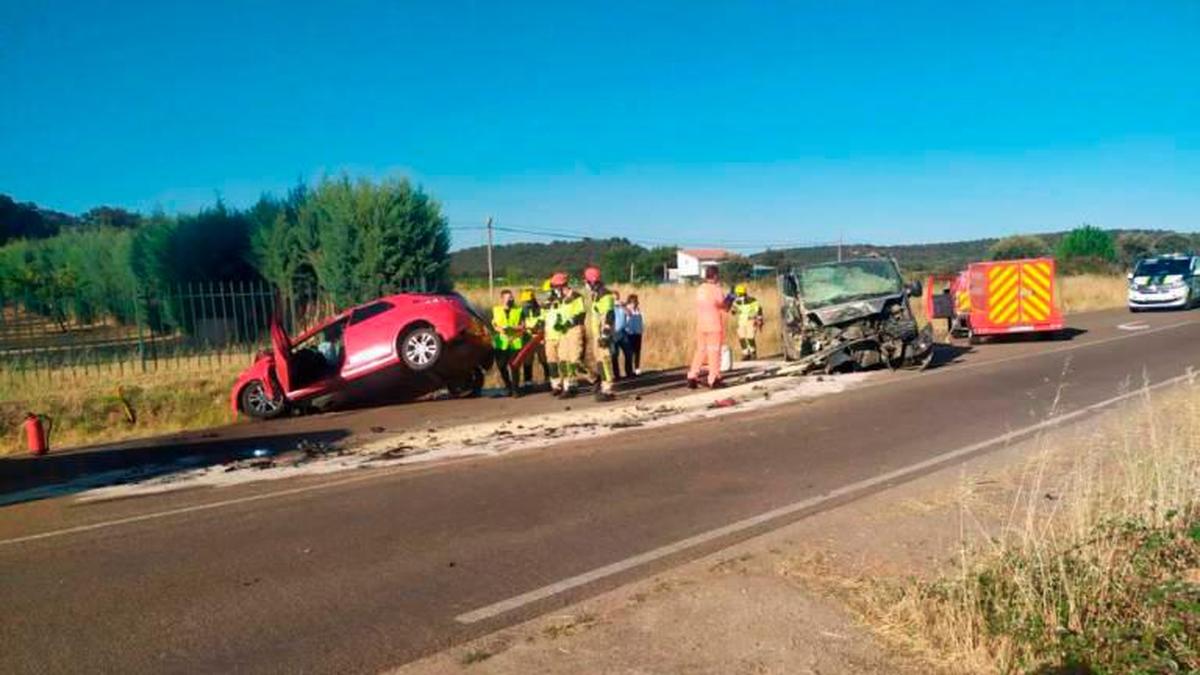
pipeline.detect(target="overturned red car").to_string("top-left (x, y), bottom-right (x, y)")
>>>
top-left (231, 293), bottom-right (493, 419)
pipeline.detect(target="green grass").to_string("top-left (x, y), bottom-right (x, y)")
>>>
top-left (1, 356), bottom-right (245, 454)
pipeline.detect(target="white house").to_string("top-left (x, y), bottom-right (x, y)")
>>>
top-left (670, 248), bottom-right (734, 282)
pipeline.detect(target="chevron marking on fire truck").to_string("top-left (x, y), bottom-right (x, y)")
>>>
top-left (1021, 261), bottom-right (1053, 321)
top-left (988, 264), bottom-right (1020, 324)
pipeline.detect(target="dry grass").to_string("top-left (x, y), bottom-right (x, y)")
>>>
top-left (856, 381), bottom-right (1200, 673)
top-left (1, 354), bottom-right (249, 454)
top-left (1057, 273), bottom-right (1129, 314)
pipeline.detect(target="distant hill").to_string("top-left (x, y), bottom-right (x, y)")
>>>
top-left (451, 238), bottom-right (637, 280)
top-left (451, 228), bottom-right (1196, 281)
top-left (755, 229), bottom-right (1190, 273)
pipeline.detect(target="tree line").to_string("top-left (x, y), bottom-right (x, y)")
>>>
top-left (0, 177), bottom-right (451, 329)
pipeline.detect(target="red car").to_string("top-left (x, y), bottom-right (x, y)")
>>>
top-left (231, 293), bottom-right (493, 419)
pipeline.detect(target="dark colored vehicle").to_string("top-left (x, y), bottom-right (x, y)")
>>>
top-left (777, 257), bottom-right (933, 373)
top-left (231, 293), bottom-right (493, 419)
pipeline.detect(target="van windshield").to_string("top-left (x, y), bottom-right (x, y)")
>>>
top-left (1133, 258), bottom-right (1191, 277)
top-left (799, 259), bottom-right (903, 309)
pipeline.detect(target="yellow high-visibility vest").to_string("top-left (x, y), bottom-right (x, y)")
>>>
top-left (492, 305), bottom-right (525, 350)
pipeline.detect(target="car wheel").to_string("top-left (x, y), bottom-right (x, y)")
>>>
top-left (400, 326), bottom-right (442, 371)
top-left (448, 367), bottom-right (485, 398)
top-left (240, 379), bottom-right (286, 420)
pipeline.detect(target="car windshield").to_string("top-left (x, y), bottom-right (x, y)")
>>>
top-left (1133, 258), bottom-right (1191, 277)
top-left (798, 259), bottom-right (903, 309)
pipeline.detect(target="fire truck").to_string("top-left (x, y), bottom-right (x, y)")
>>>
top-left (924, 257), bottom-right (1064, 343)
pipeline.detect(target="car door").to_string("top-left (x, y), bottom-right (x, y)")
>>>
top-left (269, 318), bottom-right (293, 393)
top-left (341, 300), bottom-right (399, 379)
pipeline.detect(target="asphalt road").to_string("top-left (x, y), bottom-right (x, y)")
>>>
top-left (2, 307), bottom-right (1198, 674)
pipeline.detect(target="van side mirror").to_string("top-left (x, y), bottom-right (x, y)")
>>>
top-left (907, 280), bottom-right (923, 296)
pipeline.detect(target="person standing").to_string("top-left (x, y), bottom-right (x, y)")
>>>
top-left (551, 273), bottom-right (586, 397)
top-left (491, 289), bottom-right (524, 397)
top-left (732, 283), bottom-right (764, 360)
top-left (622, 294), bottom-right (644, 376)
top-left (541, 279), bottom-right (564, 396)
top-left (687, 265), bottom-right (729, 388)
top-left (609, 289), bottom-right (627, 379)
top-left (518, 287), bottom-right (550, 390)
top-left (583, 266), bottom-right (617, 401)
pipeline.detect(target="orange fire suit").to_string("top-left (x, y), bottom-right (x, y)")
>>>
top-left (688, 281), bottom-right (728, 385)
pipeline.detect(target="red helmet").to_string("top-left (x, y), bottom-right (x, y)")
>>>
top-left (583, 266), bottom-right (602, 284)
top-left (549, 271), bottom-right (568, 288)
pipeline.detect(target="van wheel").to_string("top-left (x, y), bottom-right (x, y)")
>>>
top-left (240, 380), bottom-right (286, 420)
top-left (400, 326), bottom-right (442, 371)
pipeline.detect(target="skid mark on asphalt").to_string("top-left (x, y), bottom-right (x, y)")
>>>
top-left (454, 368), bottom-right (1197, 624)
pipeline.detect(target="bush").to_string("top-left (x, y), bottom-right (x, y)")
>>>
top-left (989, 235), bottom-right (1049, 261)
top-left (968, 512), bottom-right (1200, 673)
top-left (1154, 233), bottom-right (1193, 256)
top-left (1117, 233), bottom-right (1154, 266)
top-left (1057, 225), bottom-right (1116, 262)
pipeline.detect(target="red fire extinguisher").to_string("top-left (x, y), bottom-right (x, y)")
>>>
top-left (23, 412), bottom-right (52, 456)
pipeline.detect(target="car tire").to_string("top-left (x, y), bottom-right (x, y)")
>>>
top-left (399, 326), bottom-right (442, 371)
top-left (239, 379), bottom-right (286, 420)
top-left (448, 367), bottom-right (485, 398)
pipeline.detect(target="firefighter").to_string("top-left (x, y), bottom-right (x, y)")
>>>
top-left (687, 265), bottom-right (729, 388)
top-left (583, 266), bottom-right (617, 401)
top-left (542, 279), bottom-right (564, 396)
top-left (551, 272), bottom-right (586, 397)
top-left (491, 289), bottom-right (524, 397)
top-left (732, 283), bottom-right (763, 360)
top-left (518, 287), bottom-right (551, 390)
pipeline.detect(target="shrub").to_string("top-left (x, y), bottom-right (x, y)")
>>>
top-left (989, 235), bottom-right (1049, 261)
top-left (1056, 225), bottom-right (1116, 262)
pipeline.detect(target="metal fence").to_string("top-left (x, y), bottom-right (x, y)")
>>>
top-left (0, 279), bottom-right (420, 381)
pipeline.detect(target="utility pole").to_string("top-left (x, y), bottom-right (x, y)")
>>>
top-left (485, 216), bottom-right (494, 298)
top-left (837, 231), bottom-right (843, 262)
top-left (629, 262), bottom-right (635, 284)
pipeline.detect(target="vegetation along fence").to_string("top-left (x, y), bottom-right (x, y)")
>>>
top-left (0, 278), bottom-right (427, 381)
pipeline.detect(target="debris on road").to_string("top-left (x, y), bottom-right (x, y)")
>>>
top-left (69, 372), bottom-right (873, 502)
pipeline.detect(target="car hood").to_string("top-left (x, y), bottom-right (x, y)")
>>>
top-left (807, 293), bottom-right (901, 326)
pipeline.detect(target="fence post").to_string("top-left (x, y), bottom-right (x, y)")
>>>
top-left (134, 286), bottom-right (147, 373)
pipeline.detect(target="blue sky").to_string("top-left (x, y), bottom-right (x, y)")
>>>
top-left (2, 1), bottom-right (1197, 251)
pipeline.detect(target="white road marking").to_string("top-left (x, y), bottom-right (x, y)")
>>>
top-left (0, 314), bottom-right (1195, 550)
top-left (1118, 321), bottom-right (1150, 331)
top-left (0, 470), bottom-right (395, 548)
top-left (454, 369), bottom-right (1196, 624)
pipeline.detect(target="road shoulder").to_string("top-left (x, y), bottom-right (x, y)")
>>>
top-left (392, 376), bottom-right (1177, 675)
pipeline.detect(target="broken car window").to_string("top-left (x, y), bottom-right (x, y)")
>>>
top-left (798, 260), bottom-right (903, 309)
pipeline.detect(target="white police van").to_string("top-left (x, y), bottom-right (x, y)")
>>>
top-left (1127, 254), bottom-right (1199, 311)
